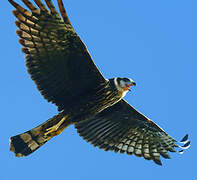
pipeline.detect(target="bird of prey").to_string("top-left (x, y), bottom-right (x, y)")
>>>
top-left (8, 0), bottom-right (190, 165)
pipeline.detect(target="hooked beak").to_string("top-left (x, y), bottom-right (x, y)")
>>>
top-left (124, 82), bottom-right (136, 91)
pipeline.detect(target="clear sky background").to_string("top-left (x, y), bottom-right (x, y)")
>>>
top-left (1, 0), bottom-right (196, 179)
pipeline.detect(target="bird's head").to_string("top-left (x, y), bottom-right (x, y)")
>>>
top-left (114, 77), bottom-right (136, 96)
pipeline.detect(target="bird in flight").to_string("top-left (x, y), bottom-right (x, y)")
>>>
top-left (8, 0), bottom-right (190, 165)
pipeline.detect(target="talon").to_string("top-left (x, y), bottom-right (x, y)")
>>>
top-left (44, 116), bottom-right (67, 137)
top-left (44, 126), bottom-right (58, 136)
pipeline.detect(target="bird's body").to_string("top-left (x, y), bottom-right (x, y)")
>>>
top-left (61, 79), bottom-right (121, 122)
top-left (8, 0), bottom-right (190, 165)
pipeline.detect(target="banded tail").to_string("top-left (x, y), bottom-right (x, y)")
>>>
top-left (10, 113), bottom-right (71, 157)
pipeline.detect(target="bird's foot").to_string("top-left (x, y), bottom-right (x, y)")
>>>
top-left (44, 116), bottom-right (67, 137)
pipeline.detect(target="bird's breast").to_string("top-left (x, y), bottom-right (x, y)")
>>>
top-left (66, 83), bottom-right (122, 122)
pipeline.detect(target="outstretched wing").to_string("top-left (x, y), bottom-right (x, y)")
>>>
top-left (75, 100), bottom-right (190, 165)
top-left (9, 0), bottom-right (106, 111)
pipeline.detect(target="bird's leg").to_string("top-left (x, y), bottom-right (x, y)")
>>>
top-left (44, 116), bottom-right (69, 138)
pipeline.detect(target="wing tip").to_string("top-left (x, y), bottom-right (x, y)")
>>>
top-left (177, 134), bottom-right (191, 153)
top-left (180, 134), bottom-right (189, 143)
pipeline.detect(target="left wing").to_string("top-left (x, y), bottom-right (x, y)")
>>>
top-left (75, 100), bottom-right (190, 165)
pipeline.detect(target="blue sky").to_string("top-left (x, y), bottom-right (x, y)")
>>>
top-left (1, 0), bottom-right (196, 179)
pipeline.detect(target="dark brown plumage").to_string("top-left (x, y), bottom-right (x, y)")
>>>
top-left (9, 0), bottom-right (190, 165)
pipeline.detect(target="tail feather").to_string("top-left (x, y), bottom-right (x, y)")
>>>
top-left (10, 113), bottom-right (71, 157)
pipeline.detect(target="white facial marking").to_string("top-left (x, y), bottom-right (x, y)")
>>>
top-left (119, 80), bottom-right (127, 88)
top-left (114, 77), bottom-right (135, 97)
top-left (114, 78), bottom-right (119, 89)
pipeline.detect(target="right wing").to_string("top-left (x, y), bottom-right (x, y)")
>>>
top-left (9, 0), bottom-right (106, 111)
